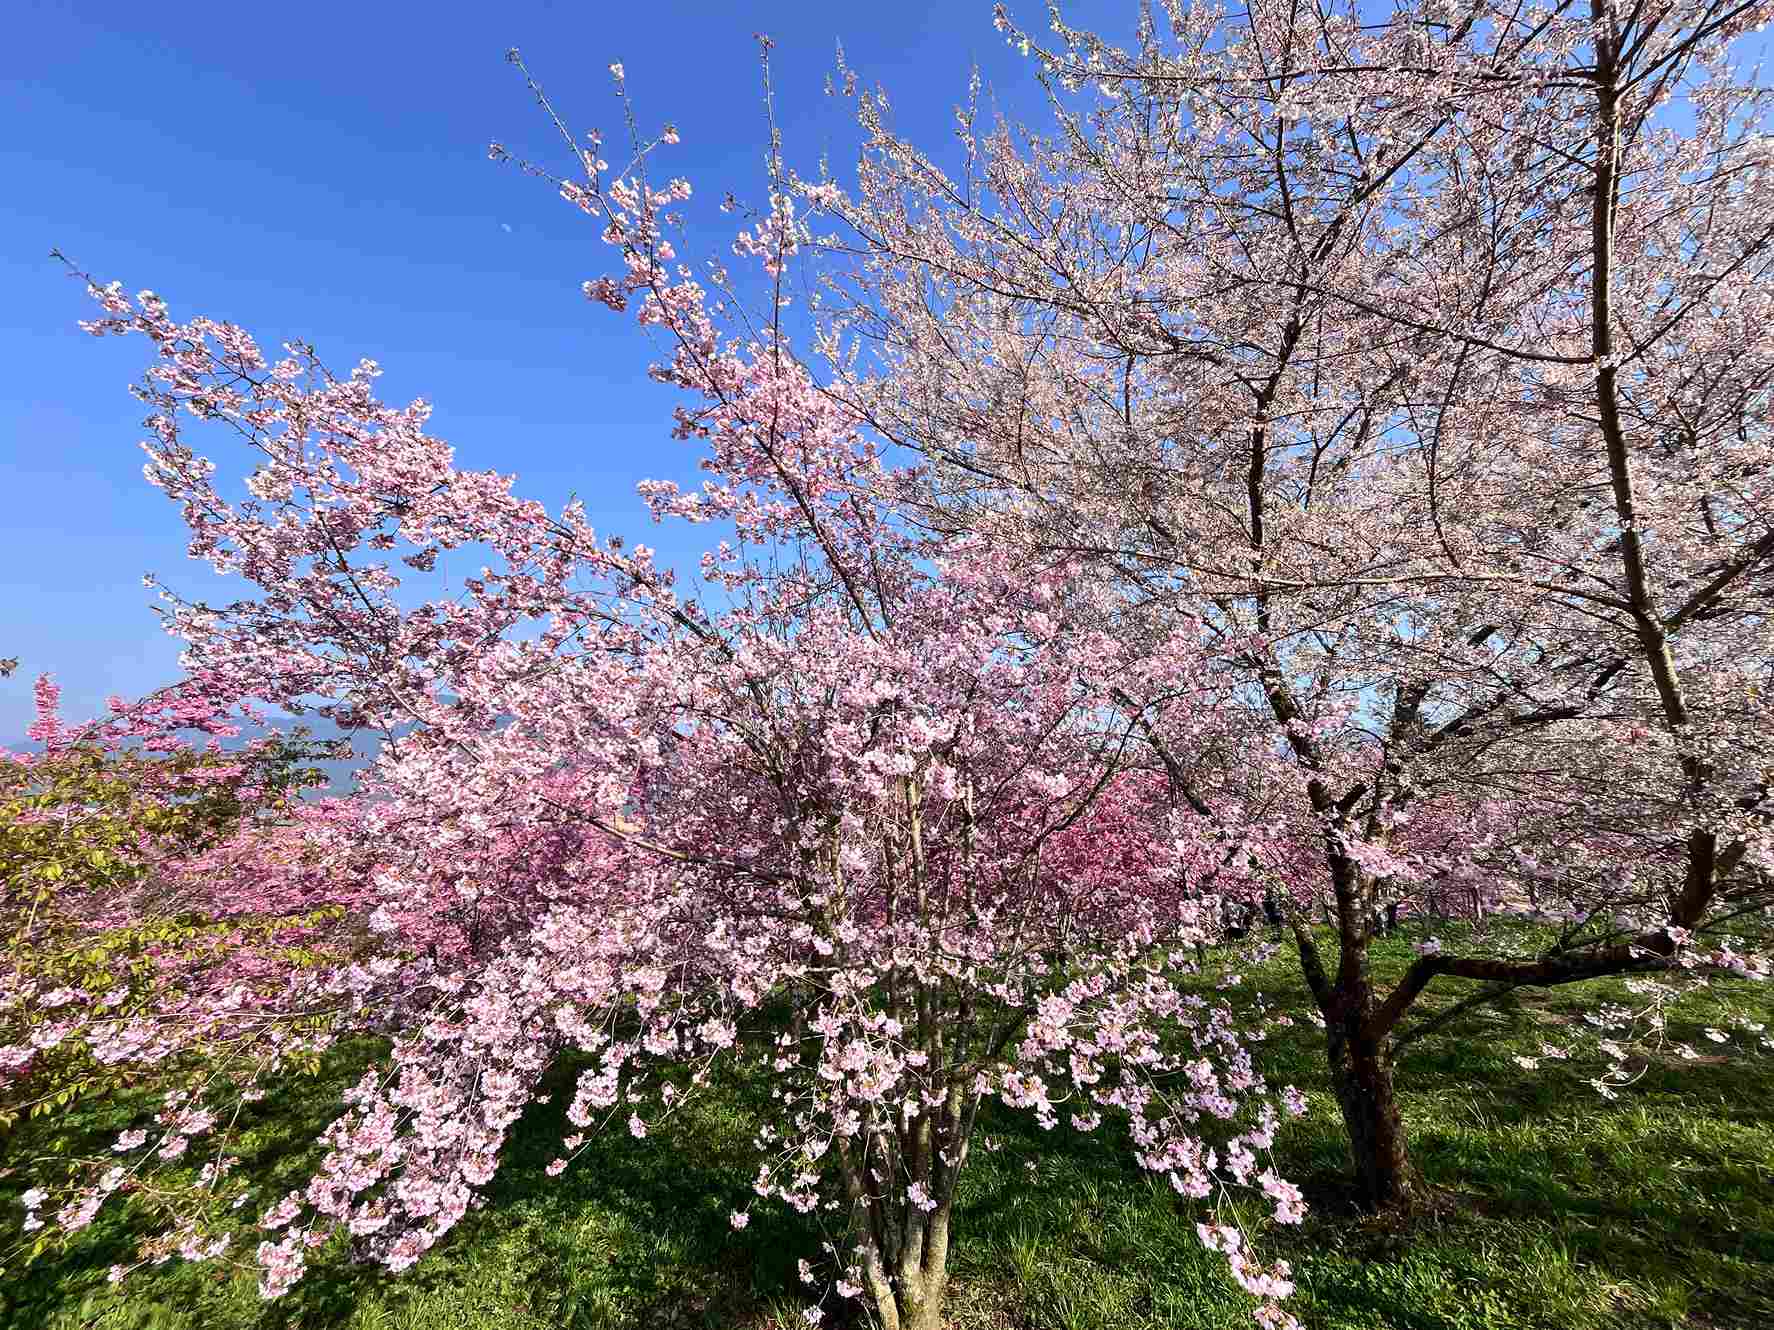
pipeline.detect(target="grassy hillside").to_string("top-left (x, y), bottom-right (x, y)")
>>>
top-left (5, 926), bottom-right (1770, 1330)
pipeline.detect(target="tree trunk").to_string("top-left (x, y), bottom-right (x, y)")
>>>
top-left (859, 1218), bottom-right (950, 1330)
top-left (893, 1213), bottom-right (951, 1330)
top-left (1291, 917), bottom-right (1423, 1212)
top-left (1325, 1005), bottom-right (1420, 1210)
top-left (843, 1120), bottom-right (957, 1330)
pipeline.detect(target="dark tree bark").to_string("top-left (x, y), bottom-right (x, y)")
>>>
top-left (1325, 991), bottom-right (1420, 1209)
top-left (1292, 919), bottom-right (1423, 1209)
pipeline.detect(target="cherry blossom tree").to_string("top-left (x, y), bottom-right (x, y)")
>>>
top-left (45, 90), bottom-right (1313, 1324)
top-left (798, 0), bottom-right (1774, 1208)
top-left (36, 7), bottom-right (1772, 1320)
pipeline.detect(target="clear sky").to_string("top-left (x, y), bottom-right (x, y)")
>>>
top-left (0, 0), bottom-right (1060, 737)
top-left (5, 3), bottom-right (1767, 740)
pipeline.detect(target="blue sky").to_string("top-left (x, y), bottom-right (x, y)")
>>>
top-left (5, 3), bottom-right (1767, 739)
top-left (1, 0), bottom-right (1061, 736)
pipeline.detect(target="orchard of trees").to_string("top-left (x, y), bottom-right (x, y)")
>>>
top-left (5, 3), bottom-right (1774, 1328)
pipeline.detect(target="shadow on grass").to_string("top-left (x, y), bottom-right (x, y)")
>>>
top-left (4, 1049), bottom-right (820, 1330)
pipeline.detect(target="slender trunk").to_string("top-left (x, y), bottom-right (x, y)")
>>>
top-left (856, 1239), bottom-right (900, 1330)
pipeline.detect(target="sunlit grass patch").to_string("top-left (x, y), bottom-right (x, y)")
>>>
top-left (5, 925), bottom-right (1771, 1329)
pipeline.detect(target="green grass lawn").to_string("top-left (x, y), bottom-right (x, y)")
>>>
top-left (5, 926), bottom-right (1772, 1330)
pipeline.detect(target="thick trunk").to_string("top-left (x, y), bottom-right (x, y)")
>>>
top-left (844, 1108), bottom-right (958, 1330)
top-left (1291, 919), bottom-right (1423, 1212)
top-left (893, 1214), bottom-right (950, 1330)
top-left (861, 1219), bottom-right (950, 1330)
top-left (1325, 1005), bottom-right (1420, 1210)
